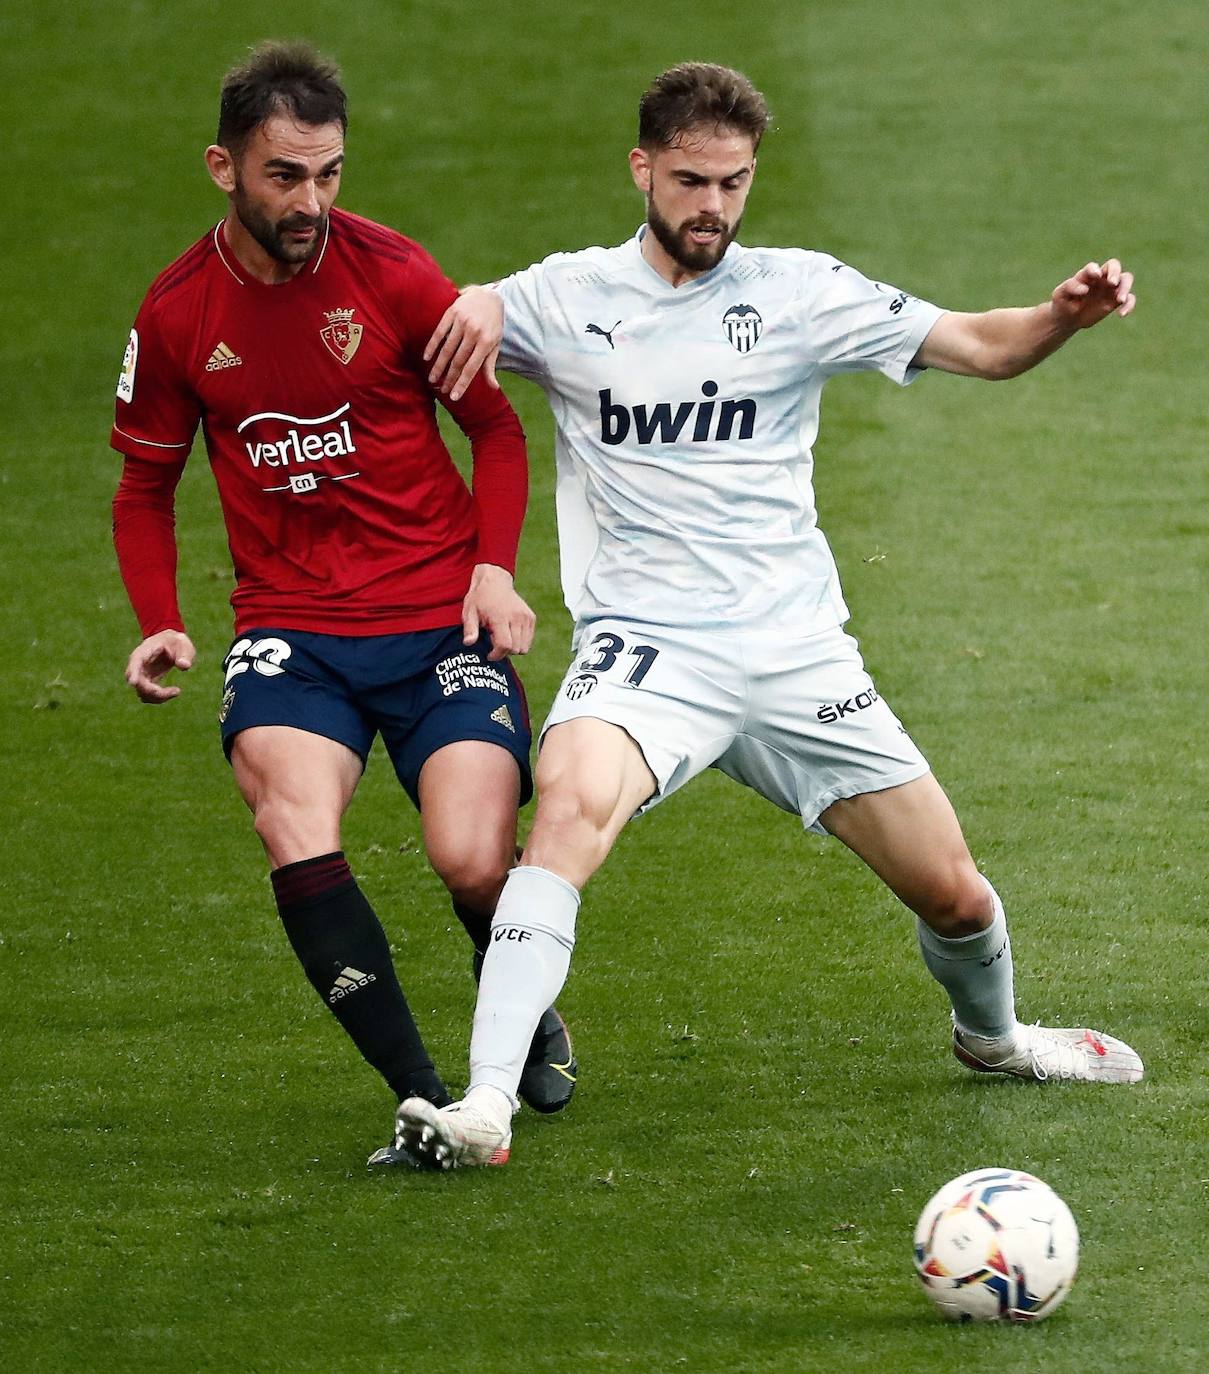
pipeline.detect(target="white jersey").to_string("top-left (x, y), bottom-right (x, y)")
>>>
top-left (496, 229), bottom-right (945, 631)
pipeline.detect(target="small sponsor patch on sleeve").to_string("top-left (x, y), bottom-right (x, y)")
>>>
top-left (117, 327), bottom-right (139, 403)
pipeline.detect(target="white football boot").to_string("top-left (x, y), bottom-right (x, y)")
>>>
top-left (395, 1087), bottom-right (513, 1169)
top-left (953, 1018), bottom-right (1144, 1084)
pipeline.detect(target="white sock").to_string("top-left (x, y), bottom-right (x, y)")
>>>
top-left (468, 865), bottom-right (580, 1106)
top-left (916, 877), bottom-right (1017, 1043)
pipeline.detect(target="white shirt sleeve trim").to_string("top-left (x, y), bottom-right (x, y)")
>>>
top-left (113, 425), bottom-right (190, 449)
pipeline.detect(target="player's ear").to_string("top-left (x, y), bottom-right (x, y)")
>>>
top-left (205, 144), bottom-right (237, 195)
top-left (629, 147), bottom-right (652, 194)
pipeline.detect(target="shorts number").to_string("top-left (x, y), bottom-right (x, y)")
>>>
top-left (579, 632), bottom-right (659, 687)
top-left (224, 636), bottom-right (293, 686)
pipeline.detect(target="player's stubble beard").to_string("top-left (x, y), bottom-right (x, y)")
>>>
top-left (645, 189), bottom-right (742, 274)
top-left (232, 176), bottom-right (326, 266)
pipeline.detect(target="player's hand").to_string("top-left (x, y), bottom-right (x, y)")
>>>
top-left (461, 564), bottom-right (535, 661)
top-left (424, 285), bottom-right (505, 401)
top-left (1051, 260), bottom-right (1136, 329)
top-left (125, 629), bottom-right (196, 703)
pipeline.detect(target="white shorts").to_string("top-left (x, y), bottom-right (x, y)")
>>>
top-left (541, 619), bottom-right (930, 833)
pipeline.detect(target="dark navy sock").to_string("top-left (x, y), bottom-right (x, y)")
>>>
top-left (452, 898), bottom-right (492, 980)
top-left (272, 852), bottom-right (449, 1106)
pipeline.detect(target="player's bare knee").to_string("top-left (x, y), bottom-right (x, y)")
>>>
top-left (252, 801), bottom-right (284, 851)
top-left (914, 865), bottom-right (991, 937)
top-left (252, 800), bottom-right (332, 866)
top-left (536, 785), bottom-right (601, 839)
top-left (432, 849), bottom-right (510, 914)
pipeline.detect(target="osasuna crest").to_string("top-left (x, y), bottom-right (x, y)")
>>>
top-left (321, 307), bottom-right (363, 365)
top-left (723, 303), bottom-right (762, 353)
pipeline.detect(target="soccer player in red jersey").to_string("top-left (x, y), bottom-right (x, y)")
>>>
top-left (111, 42), bottom-right (575, 1166)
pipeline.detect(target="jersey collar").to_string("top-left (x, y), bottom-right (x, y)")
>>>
top-left (213, 217), bottom-right (332, 287)
top-left (629, 224), bottom-right (738, 293)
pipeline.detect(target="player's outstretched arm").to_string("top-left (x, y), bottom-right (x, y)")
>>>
top-left (424, 286), bottom-right (505, 401)
top-left (916, 259), bottom-right (1135, 380)
top-left (125, 630), bottom-right (196, 704)
top-left (462, 564), bottom-right (536, 662)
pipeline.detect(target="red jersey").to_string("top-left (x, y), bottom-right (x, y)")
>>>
top-left (111, 208), bottom-right (527, 636)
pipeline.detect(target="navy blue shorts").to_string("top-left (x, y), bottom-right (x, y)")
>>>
top-left (218, 626), bottom-right (532, 808)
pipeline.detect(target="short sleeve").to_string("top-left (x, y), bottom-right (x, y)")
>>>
top-left (495, 263), bottom-right (548, 382)
top-left (807, 258), bottom-right (946, 386)
top-left (110, 295), bottom-right (200, 463)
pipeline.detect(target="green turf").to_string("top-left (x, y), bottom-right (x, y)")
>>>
top-left (2, 1), bottom-right (1207, 1369)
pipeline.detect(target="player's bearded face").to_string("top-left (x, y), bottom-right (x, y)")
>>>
top-left (216, 118), bottom-right (345, 273)
top-left (637, 130), bottom-right (756, 276)
top-left (233, 173), bottom-right (327, 265)
top-left (645, 185), bottom-right (742, 273)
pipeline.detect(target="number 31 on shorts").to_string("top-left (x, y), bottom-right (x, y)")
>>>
top-left (577, 631), bottom-right (659, 686)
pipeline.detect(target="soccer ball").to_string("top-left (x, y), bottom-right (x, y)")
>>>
top-left (913, 1168), bottom-right (1079, 1322)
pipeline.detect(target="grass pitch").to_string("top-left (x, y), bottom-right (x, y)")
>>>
top-left (2, 2), bottom-right (1207, 1370)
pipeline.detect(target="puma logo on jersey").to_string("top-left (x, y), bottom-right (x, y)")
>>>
top-left (585, 320), bottom-right (621, 349)
top-left (206, 341), bottom-right (243, 371)
top-left (599, 381), bottom-right (756, 446)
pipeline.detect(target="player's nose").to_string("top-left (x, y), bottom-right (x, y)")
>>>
top-left (296, 181), bottom-right (322, 217)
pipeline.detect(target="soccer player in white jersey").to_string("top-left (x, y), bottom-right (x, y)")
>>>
top-left (397, 63), bottom-right (1142, 1168)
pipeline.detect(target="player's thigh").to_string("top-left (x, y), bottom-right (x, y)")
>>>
top-left (220, 629), bottom-right (374, 864)
top-left (418, 740), bottom-right (521, 899)
top-left (375, 627), bottom-right (533, 811)
top-left (230, 725), bottom-right (365, 866)
top-left (524, 719), bottom-right (657, 886)
top-left (231, 725), bottom-right (364, 810)
top-left (542, 619), bottom-right (742, 817)
top-left (535, 717), bottom-right (658, 836)
top-left (219, 627), bottom-right (374, 794)
top-left (720, 626), bottom-right (929, 830)
top-left (820, 773), bottom-right (984, 923)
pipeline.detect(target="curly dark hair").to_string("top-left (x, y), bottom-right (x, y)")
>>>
top-left (217, 40), bottom-right (347, 155)
top-left (638, 62), bottom-right (771, 151)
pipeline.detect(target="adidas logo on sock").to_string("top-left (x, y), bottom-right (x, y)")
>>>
top-left (205, 341), bottom-right (242, 371)
top-left (490, 704), bottom-right (515, 733)
top-left (328, 966), bottom-right (377, 1003)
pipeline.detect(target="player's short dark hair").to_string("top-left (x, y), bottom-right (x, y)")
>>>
top-left (638, 62), bottom-right (771, 151)
top-left (217, 40), bottom-right (347, 156)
